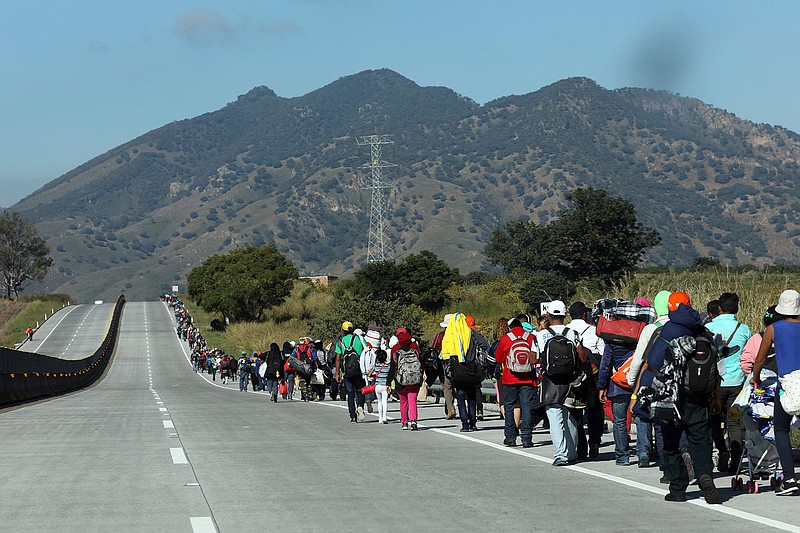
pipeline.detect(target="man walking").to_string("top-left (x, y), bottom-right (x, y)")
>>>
top-left (335, 321), bottom-right (367, 423)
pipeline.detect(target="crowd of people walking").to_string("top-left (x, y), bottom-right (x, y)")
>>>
top-left (162, 288), bottom-right (800, 504)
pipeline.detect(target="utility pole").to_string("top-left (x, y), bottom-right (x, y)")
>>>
top-left (356, 135), bottom-right (395, 263)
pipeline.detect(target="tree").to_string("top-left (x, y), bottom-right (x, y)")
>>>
top-left (0, 212), bottom-right (53, 299)
top-left (399, 250), bottom-right (459, 312)
top-left (486, 187), bottom-right (661, 287)
top-left (557, 188), bottom-right (661, 285)
top-left (187, 245), bottom-right (298, 322)
top-left (349, 251), bottom-right (459, 313)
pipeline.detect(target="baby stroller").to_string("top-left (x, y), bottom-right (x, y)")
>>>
top-left (731, 370), bottom-right (782, 493)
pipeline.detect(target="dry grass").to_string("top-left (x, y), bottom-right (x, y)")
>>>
top-left (576, 269), bottom-right (800, 331)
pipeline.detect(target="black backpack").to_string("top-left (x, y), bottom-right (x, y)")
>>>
top-left (341, 336), bottom-right (361, 378)
top-left (683, 332), bottom-right (720, 398)
top-left (542, 327), bottom-right (579, 379)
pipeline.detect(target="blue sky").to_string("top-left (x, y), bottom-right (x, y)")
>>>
top-left (2, 0), bottom-right (799, 206)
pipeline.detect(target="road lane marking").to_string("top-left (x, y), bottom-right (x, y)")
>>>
top-left (163, 420), bottom-right (174, 429)
top-left (170, 448), bottom-right (188, 464)
top-left (159, 407), bottom-right (168, 412)
top-left (190, 517), bottom-right (216, 533)
top-left (306, 400), bottom-right (800, 533)
top-left (31, 305), bottom-right (80, 349)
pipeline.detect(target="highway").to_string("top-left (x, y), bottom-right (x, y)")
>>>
top-left (1, 301), bottom-right (798, 533)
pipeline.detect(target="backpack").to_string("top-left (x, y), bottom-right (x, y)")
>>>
top-left (341, 336), bottom-right (361, 379)
top-left (505, 332), bottom-right (533, 373)
top-left (683, 333), bottom-right (720, 398)
top-left (298, 344), bottom-right (313, 362)
top-left (395, 347), bottom-right (423, 387)
top-left (542, 327), bottom-right (579, 379)
top-left (324, 337), bottom-right (340, 368)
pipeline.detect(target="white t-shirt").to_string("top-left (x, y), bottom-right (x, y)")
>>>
top-left (566, 318), bottom-right (604, 356)
top-left (534, 324), bottom-right (580, 355)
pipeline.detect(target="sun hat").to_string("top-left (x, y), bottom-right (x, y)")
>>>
top-left (547, 300), bottom-right (566, 316)
top-left (341, 321), bottom-right (353, 332)
top-left (668, 291), bottom-right (691, 311)
top-left (439, 314), bottom-right (452, 328)
top-left (776, 289), bottom-right (800, 316)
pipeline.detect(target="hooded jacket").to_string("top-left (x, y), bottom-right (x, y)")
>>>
top-left (646, 304), bottom-right (704, 374)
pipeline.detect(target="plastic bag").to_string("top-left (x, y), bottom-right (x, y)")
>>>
top-left (779, 369), bottom-right (800, 416)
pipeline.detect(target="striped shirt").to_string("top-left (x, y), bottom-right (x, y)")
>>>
top-left (372, 361), bottom-right (390, 385)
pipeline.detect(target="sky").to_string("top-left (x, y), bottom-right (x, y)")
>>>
top-left (2, 0), bottom-right (799, 207)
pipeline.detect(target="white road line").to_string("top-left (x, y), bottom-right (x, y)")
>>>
top-left (190, 517), bottom-right (217, 533)
top-left (170, 448), bottom-right (188, 465)
top-left (305, 400), bottom-right (799, 533)
top-left (31, 305), bottom-right (80, 348)
top-left (159, 407), bottom-right (168, 412)
top-left (163, 420), bottom-right (174, 429)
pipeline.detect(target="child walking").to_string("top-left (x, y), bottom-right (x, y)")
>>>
top-left (370, 349), bottom-right (391, 424)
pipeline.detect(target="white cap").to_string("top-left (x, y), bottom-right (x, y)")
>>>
top-left (547, 300), bottom-right (567, 316)
top-left (440, 314), bottom-right (452, 328)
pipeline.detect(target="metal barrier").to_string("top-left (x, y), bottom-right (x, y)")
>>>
top-left (0, 295), bottom-right (125, 408)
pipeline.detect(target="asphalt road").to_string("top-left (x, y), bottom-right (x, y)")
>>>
top-left (21, 303), bottom-right (116, 359)
top-left (1, 301), bottom-right (799, 533)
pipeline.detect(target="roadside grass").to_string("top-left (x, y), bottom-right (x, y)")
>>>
top-left (0, 297), bottom-right (72, 348)
top-left (180, 281), bottom-right (333, 355)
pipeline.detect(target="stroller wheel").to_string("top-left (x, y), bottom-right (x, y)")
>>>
top-left (737, 478), bottom-right (744, 490)
top-left (745, 480), bottom-right (756, 494)
top-left (731, 478), bottom-right (739, 490)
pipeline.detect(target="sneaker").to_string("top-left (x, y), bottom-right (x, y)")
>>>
top-left (357, 406), bottom-right (366, 422)
top-left (445, 411), bottom-right (456, 420)
top-left (410, 421), bottom-right (418, 431)
top-left (553, 458), bottom-right (569, 467)
top-left (638, 459), bottom-right (650, 468)
top-left (664, 493), bottom-right (686, 502)
top-left (503, 439), bottom-right (518, 447)
top-left (350, 418), bottom-right (356, 424)
top-left (401, 423), bottom-right (409, 430)
top-left (522, 442), bottom-right (534, 448)
top-left (682, 451), bottom-right (695, 480)
top-left (698, 474), bottom-right (721, 504)
top-left (459, 427), bottom-right (470, 433)
top-left (660, 473), bottom-right (670, 484)
top-left (382, 420), bottom-right (388, 425)
top-left (776, 479), bottom-right (800, 496)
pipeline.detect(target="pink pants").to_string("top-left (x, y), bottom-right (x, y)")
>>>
top-left (398, 385), bottom-right (420, 424)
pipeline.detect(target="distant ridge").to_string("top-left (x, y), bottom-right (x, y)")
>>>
top-left (11, 69), bottom-right (800, 301)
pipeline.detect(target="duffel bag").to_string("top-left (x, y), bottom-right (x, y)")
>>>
top-left (596, 315), bottom-right (646, 348)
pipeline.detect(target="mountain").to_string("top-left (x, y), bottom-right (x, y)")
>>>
top-left (10, 69), bottom-right (800, 302)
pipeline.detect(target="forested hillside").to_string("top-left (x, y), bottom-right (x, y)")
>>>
top-left (11, 69), bottom-right (800, 301)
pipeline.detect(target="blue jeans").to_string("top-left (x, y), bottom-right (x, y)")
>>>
top-left (239, 373), bottom-right (248, 391)
top-left (635, 415), bottom-right (652, 464)
top-left (286, 374), bottom-right (295, 397)
top-left (546, 405), bottom-right (579, 461)
top-left (503, 384), bottom-right (534, 443)
top-left (611, 395), bottom-right (631, 464)
top-left (344, 376), bottom-right (366, 419)
top-left (266, 378), bottom-right (279, 396)
top-left (455, 386), bottom-right (477, 429)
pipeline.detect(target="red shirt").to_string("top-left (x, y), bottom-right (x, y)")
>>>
top-left (494, 326), bottom-right (536, 386)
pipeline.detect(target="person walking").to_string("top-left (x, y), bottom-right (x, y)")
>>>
top-left (433, 315), bottom-right (456, 420)
top-left (238, 352), bottom-right (251, 392)
top-left (335, 321), bottom-right (367, 423)
top-left (265, 342), bottom-right (284, 403)
top-left (389, 328), bottom-right (423, 430)
top-left (494, 316), bottom-right (536, 447)
top-left (751, 289), bottom-right (800, 495)
top-left (369, 349), bottom-right (392, 424)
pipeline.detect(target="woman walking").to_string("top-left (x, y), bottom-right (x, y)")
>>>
top-left (389, 328), bottom-right (423, 430)
top-left (369, 349), bottom-right (391, 424)
top-left (752, 289), bottom-right (800, 495)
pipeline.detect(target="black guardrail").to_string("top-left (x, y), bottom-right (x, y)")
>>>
top-left (0, 295), bottom-right (126, 408)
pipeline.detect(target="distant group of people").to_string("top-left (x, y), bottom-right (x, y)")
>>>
top-left (162, 287), bottom-right (800, 503)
